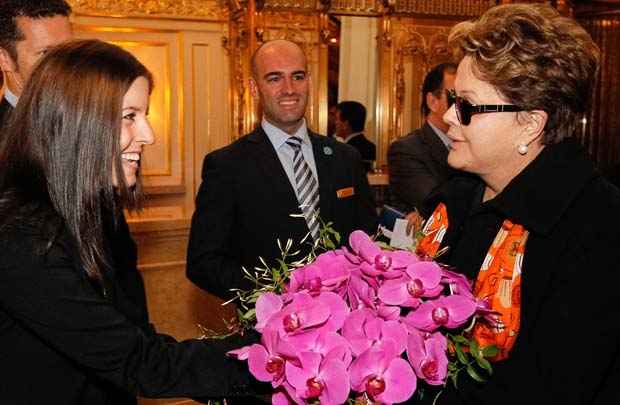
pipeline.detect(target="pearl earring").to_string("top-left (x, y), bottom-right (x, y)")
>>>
top-left (518, 144), bottom-right (528, 155)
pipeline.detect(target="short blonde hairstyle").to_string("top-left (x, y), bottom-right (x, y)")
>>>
top-left (448, 3), bottom-right (599, 143)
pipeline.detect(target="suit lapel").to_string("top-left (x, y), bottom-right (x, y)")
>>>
top-left (309, 132), bottom-right (335, 222)
top-left (247, 127), bottom-right (301, 215)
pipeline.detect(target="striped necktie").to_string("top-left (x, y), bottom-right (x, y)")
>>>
top-left (285, 136), bottom-right (320, 241)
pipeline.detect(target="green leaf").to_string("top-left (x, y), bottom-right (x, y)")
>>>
top-left (454, 341), bottom-right (468, 365)
top-left (481, 345), bottom-right (499, 358)
top-left (466, 365), bottom-right (486, 383)
top-left (476, 357), bottom-right (493, 375)
top-left (469, 338), bottom-right (481, 359)
top-left (449, 372), bottom-right (458, 388)
top-left (451, 334), bottom-right (469, 344)
top-left (242, 308), bottom-right (256, 320)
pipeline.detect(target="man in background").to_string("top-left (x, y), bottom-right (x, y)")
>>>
top-left (335, 100), bottom-right (376, 172)
top-left (187, 40), bottom-right (377, 300)
top-left (0, 0), bottom-right (72, 127)
top-left (388, 63), bottom-right (456, 218)
top-left (0, 1), bottom-right (151, 337)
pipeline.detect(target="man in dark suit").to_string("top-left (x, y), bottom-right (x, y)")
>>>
top-left (0, 0), bottom-right (151, 330)
top-left (335, 100), bottom-right (376, 172)
top-left (187, 40), bottom-right (377, 300)
top-left (388, 63), bottom-right (456, 218)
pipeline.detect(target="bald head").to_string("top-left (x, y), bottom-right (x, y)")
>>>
top-left (249, 39), bottom-right (310, 134)
top-left (251, 39), bottom-right (307, 79)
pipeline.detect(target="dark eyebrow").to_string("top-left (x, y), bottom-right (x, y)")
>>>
top-left (263, 71), bottom-right (283, 80)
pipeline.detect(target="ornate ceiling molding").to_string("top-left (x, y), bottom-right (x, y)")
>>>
top-left (68, 0), bottom-right (228, 20)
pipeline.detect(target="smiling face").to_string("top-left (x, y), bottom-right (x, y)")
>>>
top-left (0, 15), bottom-right (72, 96)
top-left (114, 76), bottom-right (154, 188)
top-left (443, 56), bottom-right (532, 184)
top-left (250, 40), bottom-right (309, 135)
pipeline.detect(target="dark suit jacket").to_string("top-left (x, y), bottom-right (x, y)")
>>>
top-left (387, 122), bottom-right (453, 213)
top-left (346, 133), bottom-right (376, 172)
top-left (187, 126), bottom-right (378, 299)
top-left (0, 215), bottom-right (257, 404)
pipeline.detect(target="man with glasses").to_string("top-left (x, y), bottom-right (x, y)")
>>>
top-left (388, 63), bottom-right (457, 218)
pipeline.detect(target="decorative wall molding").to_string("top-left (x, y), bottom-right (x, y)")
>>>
top-left (69, 0), bottom-right (228, 20)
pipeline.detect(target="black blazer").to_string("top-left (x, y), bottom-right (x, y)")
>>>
top-left (346, 133), bottom-right (376, 172)
top-left (0, 216), bottom-right (257, 404)
top-left (187, 126), bottom-right (378, 299)
top-left (387, 122), bottom-right (453, 213)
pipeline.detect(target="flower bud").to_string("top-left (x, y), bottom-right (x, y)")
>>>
top-left (374, 254), bottom-right (392, 271)
top-left (283, 312), bottom-right (300, 332)
top-left (431, 307), bottom-right (449, 325)
top-left (306, 377), bottom-right (324, 398)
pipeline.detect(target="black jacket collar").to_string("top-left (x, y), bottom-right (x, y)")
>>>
top-left (425, 139), bottom-right (599, 236)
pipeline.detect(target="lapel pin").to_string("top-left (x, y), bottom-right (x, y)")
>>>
top-left (323, 146), bottom-right (333, 156)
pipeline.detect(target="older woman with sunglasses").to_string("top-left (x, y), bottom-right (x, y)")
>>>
top-left (416, 4), bottom-right (620, 405)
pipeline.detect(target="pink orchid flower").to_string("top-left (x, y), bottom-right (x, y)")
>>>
top-left (342, 309), bottom-right (408, 357)
top-left (376, 304), bottom-right (401, 321)
top-left (307, 329), bottom-right (353, 368)
top-left (287, 253), bottom-right (352, 297)
top-left (349, 343), bottom-right (417, 404)
top-left (406, 329), bottom-right (448, 385)
top-left (441, 267), bottom-right (474, 298)
top-left (259, 292), bottom-right (349, 352)
top-left (286, 351), bottom-right (350, 405)
top-left (245, 328), bottom-right (299, 387)
top-left (404, 294), bottom-right (477, 332)
top-left (347, 271), bottom-right (377, 311)
top-left (378, 261), bottom-right (444, 307)
top-left (272, 381), bottom-right (304, 405)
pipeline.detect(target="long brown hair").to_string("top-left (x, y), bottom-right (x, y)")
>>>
top-left (0, 39), bottom-right (153, 286)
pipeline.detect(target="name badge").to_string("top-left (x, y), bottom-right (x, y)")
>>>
top-left (337, 187), bottom-right (355, 199)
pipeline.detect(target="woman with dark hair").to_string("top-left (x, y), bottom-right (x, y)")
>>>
top-left (415, 4), bottom-right (620, 404)
top-left (0, 39), bottom-right (256, 403)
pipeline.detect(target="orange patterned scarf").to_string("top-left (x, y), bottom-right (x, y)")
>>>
top-left (417, 203), bottom-right (529, 361)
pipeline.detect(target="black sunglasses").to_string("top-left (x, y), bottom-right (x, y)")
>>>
top-left (447, 90), bottom-right (523, 126)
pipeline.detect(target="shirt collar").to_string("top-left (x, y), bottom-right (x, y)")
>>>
top-left (262, 118), bottom-right (309, 150)
top-left (427, 121), bottom-right (451, 148)
top-left (343, 131), bottom-right (363, 143)
top-left (4, 88), bottom-right (18, 107)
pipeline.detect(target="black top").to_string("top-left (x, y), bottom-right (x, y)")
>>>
top-left (422, 139), bottom-right (620, 404)
top-left (0, 211), bottom-right (257, 404)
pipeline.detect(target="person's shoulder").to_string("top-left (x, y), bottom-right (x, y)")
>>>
top-left (572, 175), bottom-right (620, 223)
top-left (0, 210), bottom-right (72, 268)
top-left (202, 128), bottom-right (262, 168)
top-left (388, 128), bottom-right (427, 156)
top-left (316, 133), bottom-right (361, 160)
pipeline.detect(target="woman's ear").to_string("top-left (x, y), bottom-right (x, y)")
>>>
top-left (526, 110), bottom-right (548, 139)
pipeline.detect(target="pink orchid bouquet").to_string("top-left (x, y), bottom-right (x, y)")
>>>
top-left (228, 230), bottom-right (496, 404)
